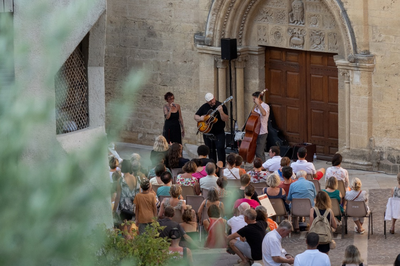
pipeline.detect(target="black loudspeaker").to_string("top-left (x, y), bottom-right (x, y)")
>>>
top-left (221, 38), bottom-right (237, 60)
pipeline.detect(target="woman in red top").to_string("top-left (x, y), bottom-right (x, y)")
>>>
top-left (203, 205), bottom-right (227, 248)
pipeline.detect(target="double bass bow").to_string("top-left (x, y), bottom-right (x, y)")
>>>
top-left (239, 89), bottom-right (268, 163)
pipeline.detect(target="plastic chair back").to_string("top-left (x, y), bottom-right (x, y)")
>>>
top-left (172, 208), bottom-right (183, 223)
top-left (331, 198), bottom-right (342, 217)
top-left (345, 200), bottom-right (368, 217)
top-left (152, 184), bottom-right (161, 194)
top-left (158, 195), bottom-right (169, 204)
top-left (226, 179), bottom-right (241, 187)
top-left (291, 198), bottom-right (312, 217)
top-left (181, 185), bottom-right (195, 199)
top-left (186, 195), bottom-right (204, 215)
top-left (255, 187), bottom-right (264, 196)
top-left (337, 180), bottom-right (346, 199)
top-left (219, 167), bottom-right (225, 177)
top-left (202, 188), bottom-right (209, 199)
top-left (310, 179), bottom-right (321, 193)
top-left (171, 168), bottom-right (183, 183)
top-left (250, 182), bottom-right (267, 188)
top-left (270, 198), bottom-right (287, 217)
top-left (306, 174), bottom-right (313, 180)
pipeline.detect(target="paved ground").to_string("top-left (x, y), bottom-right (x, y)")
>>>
top-left (114, 142), bottom-right (399, 266)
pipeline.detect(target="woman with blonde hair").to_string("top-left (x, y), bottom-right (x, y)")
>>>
top-left (344, 177), bottom-right (369, 234)
top-left (158, 184), bottom-right (186, 218)
top-left (150, 135), bottom-right (169, 167)
top-left (342, 244), bottom-right (364, 266)
top-left (309, 191), bottom-right (337, 254)
top-left (323, 176), bottom-right (344, 217)
top-left (262, 174), bottom-right (288, 211)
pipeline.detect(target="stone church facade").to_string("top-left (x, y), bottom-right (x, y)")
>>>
top-left (105, 0), bottom-right (400, 173)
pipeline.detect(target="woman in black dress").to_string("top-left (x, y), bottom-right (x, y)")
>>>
top-left (163, 92), bottom-right (184, 144)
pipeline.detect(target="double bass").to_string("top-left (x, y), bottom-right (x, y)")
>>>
top-left (239, 89), bottom-right (267, 163)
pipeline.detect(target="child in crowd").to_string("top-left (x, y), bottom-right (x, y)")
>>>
top-left (134, 179), bottom-right (157, 234)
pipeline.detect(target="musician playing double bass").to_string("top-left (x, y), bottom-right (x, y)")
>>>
top-left (252, 91), bottom-right (270, 162)
top-left (194, 92), bottom-right (228, 165)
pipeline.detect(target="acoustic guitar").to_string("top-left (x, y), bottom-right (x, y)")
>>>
top-left (197, 96), bottom-right (233, 134)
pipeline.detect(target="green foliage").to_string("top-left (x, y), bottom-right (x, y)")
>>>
top-left (98, 221), bottom-right (174, 266)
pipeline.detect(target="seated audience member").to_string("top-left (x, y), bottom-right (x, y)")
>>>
top-left (149, 163), bottom-right (169, 185)
top-left (199, 162), bottom-right (218, 191)
top-left (325, 153), bottom-right (349, 189)
top-left (394, 254), bottom-right (400, 266)
top-left (203, 205), bottom-right (227, 248)
top-left (291, 147), bottom-right (325, 180)
top-left (309, 191), bottom-right (337, 254)
top-left (197, 145), bottom-right (215, 166)
top-left (323, 176), bottom-right (344, 218)
top-left (248, 157), bottom-right (269, 183)
top-left (158, 184), bottom-right (186, 218)
top-left (111, 171), bottom-right (122, 207)
top-left (262, 220), bottom-right (295, 266)
top-left (166, 143), bottom-right (189, 169)
top-left (386, 173), bottom-right (400, 234)
top-left (287, 170), bottom-right (317, 231)
top-left (134, 179), bottom-right (157, 234)
top-left (279, 166), bottom-right (296, 195)
top-left (227, 209), bottom-right (267, 266)
top-left (237, 174), bottom-right (261, 204)
top-left (156, 172), bottom-right (173, 197)
top-left (191, 158), bottom-right (207, 179)
top-left (179, 207), bottom-right (199, 248)
top-left (273, 156), bottom-right (293, 181)
top-left (255, 205), bottom-right (278, 232)
top-left (198, 187), bottom-right (225, 220)
top-left (235, 154), bottom-right (247, 176)
top-left (150, 135), bottom-right (169, 168)
top-left (294, 232), bottom-right (330, 266)
top-left (234, 185), bottom-right (260, 209)
top-left (263, 174), bottom-right (289, 212)
top-left (223, 153), bottom-right (241, 180)
top-left (129, 153), bottom-right (148, 177)
top-left (176, 161), bottom-right (198, 186)
top-left (344, 178), bottom-right (369, 234)
top-left (227, 202), bottom-right (251, 239)
top-left (168, 228), bottom-right (194, 266)
top-left (342, 245), bottom-right (364, 266)
top-left (216, 175), bottom-right (229, 198)
top-left (109, 157), bottom-right (120, 183)
top-left (262, 146), bottom-right (282, 172)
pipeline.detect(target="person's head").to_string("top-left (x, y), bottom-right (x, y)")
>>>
top-left (217, 176), bottom-right (228, 190)
top-left (296, 170), bottom-right (307, 179)
top-left (164, 92), bottom-right (174, 103)
top-left (130, 160), bottom-right (141, 174)
top-left (207, 187), bottom-right (219, 202)
top-left (397, 173), bottom-right (400, 185)
top-left (269, 146), bottom-right (280, 157)
top-left (169, 184), bottom-right (182, 198)
top-left (109, 157), bottom-right (119, 170)
top-left (207, 204), bottom-right (220, 218)
top-left (155, 164), bottom-right (166, 177)
top-left (140, 179), bottom-right (151, 191)
top-left (277, 220), bottom-right (293, 237)
top-left (182, 161), bottom-right (197, 174)
top-left (343, 245), bottom-right (364, 265)
top-left (235, 155), bottom-right (243, 167)
top-left (267, 174), bottom-right (281, 188)
top-left (315, 191), bottom-right (331, 210)
top-left (306, 232), bottom-right (319, 249)
top-left (325, 176), bottom-right (338, 190)
top-left (182, 207), bottom-right (194, 223)
top-left (244, 208), bottom-right (257, 223)
top-left (297, 147), bottom-right (307, 159)
top-left (130, 153), bottom-right (141, 162)
top-left (280, 156), bottom-right (291, 167)
top-left (226, 154), bottom-right (236, 167)
top-left (153, 135), bottom-right (169, 152)
top-left (112, 171), bottom-right (121, 183)
top-left (253, 157), bottom-right (263, 169)
top-left (394, 254), bottom-right (400, 266)
top-left (244, 184), bottom-right (255, 197)
top-left (238, 202), bottom-right (250, 215)
top-left (161, 172), bottom-right (172, 185)
top-left (252, 91), bottom-right (264, 103)
top-left (197, 145), bottom-right (210, 157)
top-left (351, 177), bottom-right (362, 191)
top-left (282, 166), bottom-right (293, 180)
top-left (240, 174), bottom-right (251, 186)
top-left (205, 92), bottom-right (216, 107)
top-left (205, 162), bottom-right (216, 175)
top-left (255, 205), bottom-right (268, 221)
top-left (168, 143), bottom-right (182, 168)
top-left (191, 158), bottom-right (202, 167)
top-left (169, 227), bottom-right (182, 242)
top-left (164, 206), bottom-right (175, 218)
top-left (332, 153), bottom-right (342, 166)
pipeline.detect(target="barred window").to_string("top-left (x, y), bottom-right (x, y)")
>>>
top-left (55, 44), bottom-right (89, 134)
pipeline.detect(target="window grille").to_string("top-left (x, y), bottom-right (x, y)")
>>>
top-left (55, 45), bottom-right (89, 134)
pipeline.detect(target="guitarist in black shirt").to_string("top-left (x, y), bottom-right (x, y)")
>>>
top-left (194, 93), bottom-right (228, 166)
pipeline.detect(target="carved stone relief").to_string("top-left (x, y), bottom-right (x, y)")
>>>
top-left (308, 14), bottom-right (321, 28)
top-left (257, 7), bottom-right (273, 23)
top-left (328, 32), bottom-right (339, 51)
top-left (288, 27), bottom-right (306, 48)
top-left (258, 25), bottom-right (268, 45)
top-left (275, 10), bottom-right (286, 24)
top-left (266, 0), bottom-right (286, 8)
top-left (289, 0), bottom-right (305, 26)
top-left (270, 26), bottom-right (285, 46)
top-left (310, 30), bottom-right (325, 50)
top-left (323, 15), bottom-right (336, 29)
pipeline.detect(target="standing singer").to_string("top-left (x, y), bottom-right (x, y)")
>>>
top-left (252, 91), bottom-right (270, 161)
top-left (194, 93), bottom-right (228, 166)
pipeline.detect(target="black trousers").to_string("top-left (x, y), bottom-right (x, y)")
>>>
top-left (203, 132), bottom-right (226, 166)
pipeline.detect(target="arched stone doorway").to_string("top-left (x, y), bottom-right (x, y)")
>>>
top-left (196, 0), bottom-right (376, 165)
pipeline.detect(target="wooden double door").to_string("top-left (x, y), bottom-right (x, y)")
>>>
top-left (265, 48), bottom-right (338, 159)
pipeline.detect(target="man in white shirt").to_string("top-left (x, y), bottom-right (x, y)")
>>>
top-left (262, 220), bottom-right (294, 266)
top-left (252, 91), bottom-right (270, 162)
top-left (294, 232), bottom-right (330, 266)
top-left (291, 147), bottom-right (325, 180)
top-left (262, 146), bottom-right (282, 172)
top-left (227, 202), bottom-right (250, 239)
top-left (199, 162), bottom-right (218, 190)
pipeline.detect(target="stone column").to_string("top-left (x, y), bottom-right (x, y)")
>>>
top-left (235, 56), bottom-right (247, 129)
top-left (215, 58), bottom-right (227, 101)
